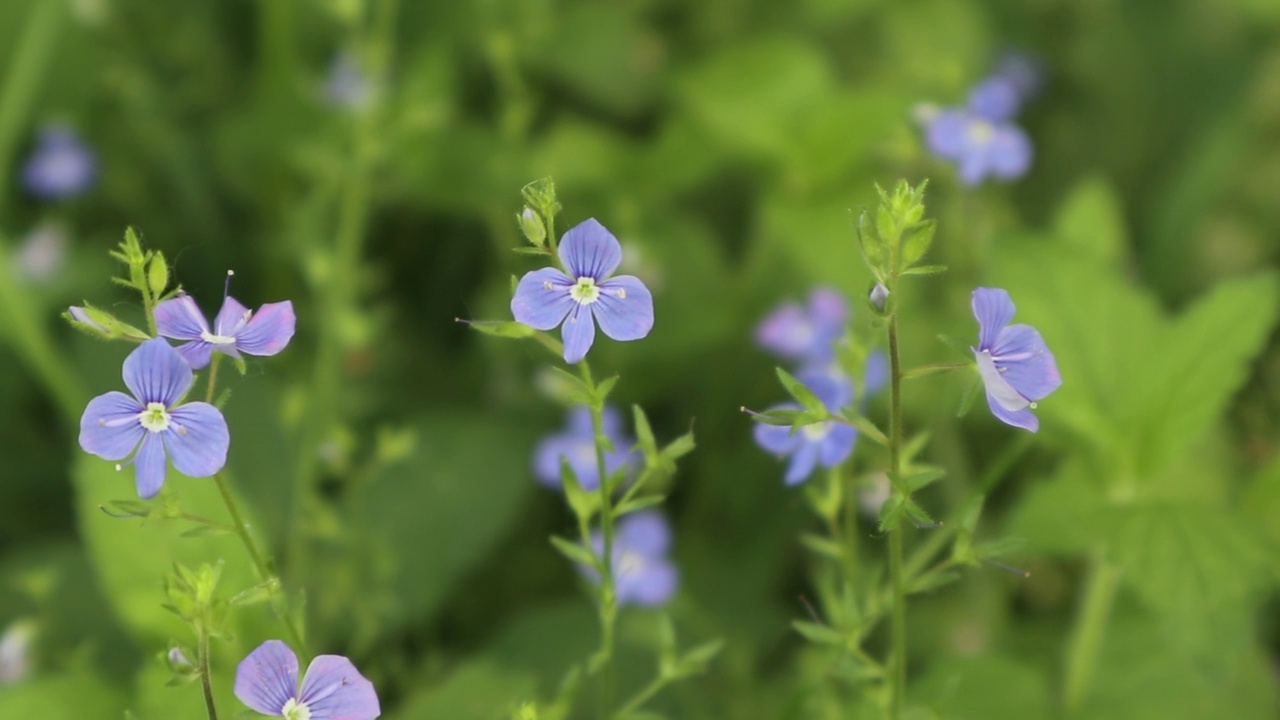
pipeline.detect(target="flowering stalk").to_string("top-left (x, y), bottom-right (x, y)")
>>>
top-left (578, 360), bottom-right (618, 718)
top-left (197, 619), bottom-right (219, 720)
top-left (884, 293), bottom-right (908, 719)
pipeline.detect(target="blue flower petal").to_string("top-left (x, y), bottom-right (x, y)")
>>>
top-left (214, 297), bottom-right (252, 337)
top-left (154, 295), bottom-right (209, 340)
top-left (165, 403), bottom-right (229, 478)
top-left (617, 510), bottom-right (671, 557)
top-left (985, 391), bottom-right (1039, 432)
top-left (623, 557), bottom-right (678, 607)
top-left (133, 433), bottom-right (168, 499)
top-left (755, 302), bottom-right (812, 358)
top-left (753, 412), bottom-right (804, 455)
top-left (971, 288), bottom-right (1016, 351)
top-left (968, 77), bottom-right (1020, 122)
top-left (593, 275), bottom-right (654, 342)
top-left (235, 640), bottom-right (298, 715)
top-left (79, 391), bottom-right (144, 461)
top-left (511, 268), bottom-right (575, 330)
top-left (926, 110), bottom-right (971, 160)
top-left (819, 422), bottom-right (857, 467)
top-left (299, 655), bottom-right (381, 720)
top-left (123, 338), bottom-right (194, 407)
top-left (174, 340), bottom-right (215, 370)
top-left (558, 218), bottom-right (622, 280)
top-left (990, 125), bottom-right (1033, 180)
top-left (784, 441), bottom-right (820, 486)
top-left (993, 324), bottom-right (1062, 401)
top-left (561, 304), bottom-right (596, 364)
top-left (236, 301), bottom-right (296, 357)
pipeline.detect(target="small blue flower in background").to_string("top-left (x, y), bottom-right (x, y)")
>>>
top-left (992, 50), bottom-right (1043, 106)
top-left (753, 371), bottom-right (858, 486)
top-left (0, 620), bottom-right (35, 686)
top-left (235, 640), bottom-right (380, 720)
top-left (21, 124), bottom-right (97, 201)
top-left (755, 287), bottom-right (848, 364)
top-left (971, 287), bottom-right (1061, 432)
top-left (586, 510), bottom-right (678, 607)
top-left (533, 405), bottom-right (636, 491)
top-left (79, 338), bottom-right (230, 499)
top-left (11, 223), bottom-right (67, 283)
top-left (322, 52), bottom-right (373, 111)
top-left (154, 292), bottom-right (296, 370)
top-left (511, 218), bottom-right (654, 364)
top-left (967, 77), bottom-right (1021, 123)
top-left (924, 110), bottom-right (1033, 186)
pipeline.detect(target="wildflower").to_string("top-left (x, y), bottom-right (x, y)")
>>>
top-left (992, 51), bottom-right (1043, 105)
top-left (0, 620), bottom-right (35, 685)
top-left (322, 52), bottom-right (373, 111)
top-left (971, 287), bottom-right (1061, 432)
top-left (586, 511), bottom-right (678, 607)
top-left (755, 287), bottom-right (848, 363)
top-left (868, 282), bottom-right (889, 314)
top-left (510, 218), bottom-right (654, 364)
top-left (235, 640), bottom-right (380, 720)
top-left (78, 338), bottom-right (230, 498)
top-left (21, 124), bottom-right (96, 201)
top-left (967, 77), bottom-right (1021, 123)
top-left (12, 223), bottom-right (67, 283)
top-left (925, 110), bottom-right (1033, 186)
top-left (753, 372), bottom-right (858, 486)
top-left (533, 405), bottom-right (636, 491)
top-left (154, 289), bottom-right (296, 370)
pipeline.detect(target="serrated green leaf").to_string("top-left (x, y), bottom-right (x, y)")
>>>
top-left (1053, 175), bottom-right (1126, 263)
top-left (905, 466), bottom-right (945, 492)
top-left (901, 219), bottom-right (936, 265)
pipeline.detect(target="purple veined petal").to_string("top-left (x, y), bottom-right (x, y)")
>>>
top-left (989, 125), bottom-right (1033, 180)
top-left (155, 296), bottom-right (209, 340)
top-left (592, 275), bottom-right (654, 342)
top-left (79, 391), bottom-right (144, 460)
top-left (299, 655), bottom-right (381, 720)
top-left (819, 422), bottom-right (857, 468)
top-left (975, 349), bottom-right (1029, 413)
top-left (971, 288), bottom-right (1016, 351)
top-left (558, 218), bottom-right (623, 281)
top-left (561, 303), bottom-right (596, 364)
top-left (165, 403), bottom-right (230, 478)
top-left (784, 440), bottom-right (820, 486)
top-left (753, 408), bottom-right (805, 455)
top-left (617, 510), bottom-right (671, 557)
top-left (133, 432), bottom-right (168, 499)
top-left (235, 640), bottom-right (300, 716)
top-left (985, 391), bottom-right (1039, 432)
top-left (123, 338), bottom-right (194, 407)
top-left (511, 268), bottom-right (575, 331)
top-left (214, 296), bottom-right (252, 337)
top-left (968, 77), bottom-right (1020, 122)
top-left (755, 302), bottom-right (812, 358)
top-left (236, 301), bottom-right (296, 356)
top-left (925, 109), bottom-right (971, 160)
top-left (173, 340), bottom-right (216, 370)
top-left (625, 558), bottom-right (678, 607)
top-left (993, 324), bottom-right (1062, 401)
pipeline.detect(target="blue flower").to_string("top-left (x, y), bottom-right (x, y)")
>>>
top-left (21, 124), bottom-right (96, 201)
top-left (586, 511), bottom-right (678, 607)
top-left (78, 338), bottom-right (230, 498)
top-left (533, 405), bottom-right (637, 491)
top-left (967, 77), bottom-right (1021, 123)
top-left (154, 293), bottom-right (296, 370)
top-left (753, 371), bottom-right (858, 486)
top-left (925, 109), bottom-right (1033, 186)
top-left (971, 288), bottom-right (1062, 432)
top-left (322, 52), bottom-right (372, 111)
top-left (755, 287), bottom-right (848, 364)
top-left (992, 51), bottom-right (1043, 106)
top-left (511, 219), bottom-right (655, 364)
top-left (235, 640), bottom-right (380, 720)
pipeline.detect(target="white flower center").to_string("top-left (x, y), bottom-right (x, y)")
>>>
top-left (974, 349), bottom-right (1029, 412)
top-left (967, 119), bottom-right (995, 145)
top-left (200, 330), bottom-right (237, 345)
top-left (139, 402), bottom-right (171, 433)
top-left (282, 698), bottom-right (312, 720)
top-left (802, 421), bottom-right (832, 441)
top-left (570, 277), bottom-right (601, 305)
top-left (616, 550), bottom-right (646, 579)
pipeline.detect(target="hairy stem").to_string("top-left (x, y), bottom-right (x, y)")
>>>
top-left (198, 623), bottom-right (219, 720)
top-left (579, 360), bottom-right (617, 719)
top-left (886, 300), bottom-right (908, 720)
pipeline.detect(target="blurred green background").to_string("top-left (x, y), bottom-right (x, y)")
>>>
top-left (2, 0), bottom-right (1280, 718)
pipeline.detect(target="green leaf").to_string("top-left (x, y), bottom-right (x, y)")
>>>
top-left (560, 458), bottom-right (599, 522)
top-left (791, 620), bottom-right (844, 645)
top-left (775, 367), bottom-right (825, 414)
top-left (549, 536), bottom-right (597, 569)
top-left (843, 414), bottom-right (887, 446)
top-left (0, 672), bottom-right (125, 720)
top-left (1053, 175), bottom-right (1127, 264)
top-left (462, 320), bottom-right (537, 339)
top-left (901, 219), bottom-right (936, 265)
top-left (899, 264), bottom-right (947, 276)
top-left (905, 467), bottom-right (945, 493)
top-left (615, 494), bottom-right (664, 516)
top-left (799, 533), bottom-right (845, 561)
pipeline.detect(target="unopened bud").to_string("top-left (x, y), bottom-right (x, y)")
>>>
top-left (167, 646), bottom-right (193, 670)
top-left (869, 283), bottom-right (889, 314)
top-left (518, 207), bottom-right (546, 247)
top-left (147, 251), bottom-right (169, 297)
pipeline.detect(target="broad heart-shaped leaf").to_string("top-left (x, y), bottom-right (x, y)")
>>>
top-left (72, 454), bottom-right (267, 648)
top-left (1125, 272), bottom-right (1278, 474)
top-left (0, 671), bottom-right (124, 720)
top-left (349, 412), bottom-right (535, 638)
top-left (908, 654), bottom-right (1051, 720)
top-left (1053, 175), bottom-right (1128, 264)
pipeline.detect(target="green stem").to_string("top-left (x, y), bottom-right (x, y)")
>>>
top-left (0, 0), bottom-right (65, 203)
top-left (204, 354), bottom-right (221, 404)
top-left (885, 301), bottom-right (908, 720)
top-left (197, 623), bottom-right (219, 720)
top-left (255, 0), bottom-right (296, 100)
top-left (615, 674), bottom-right (669, 718)
top-left (579, 360), bottom-right (617, 720)
top-left (0, 246), bottom-right (84, 420)
top-left (1063, 551), bottom-right (1120, 715)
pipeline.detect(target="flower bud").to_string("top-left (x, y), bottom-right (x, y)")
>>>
top-left (869, 282), bottom-right (889, 314)
top-left (517, 207), bottom-right (546, 247)
top-left (147, 251), bottom-right (169, 297)
top-left (167, 646), bottom-right (193, 671)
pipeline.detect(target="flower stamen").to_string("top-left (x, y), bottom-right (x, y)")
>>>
top-left (139, 402), bottom-right (171, 433)
top-left (570, 276), bottom-right (601, 305)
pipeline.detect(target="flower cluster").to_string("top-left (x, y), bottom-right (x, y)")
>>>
top-left (751, 288), bottom-right (886, 485)
top-left (918, 53), bottom-right (1041, 186)
top-left (584, 511), bottom-right (678, 607)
